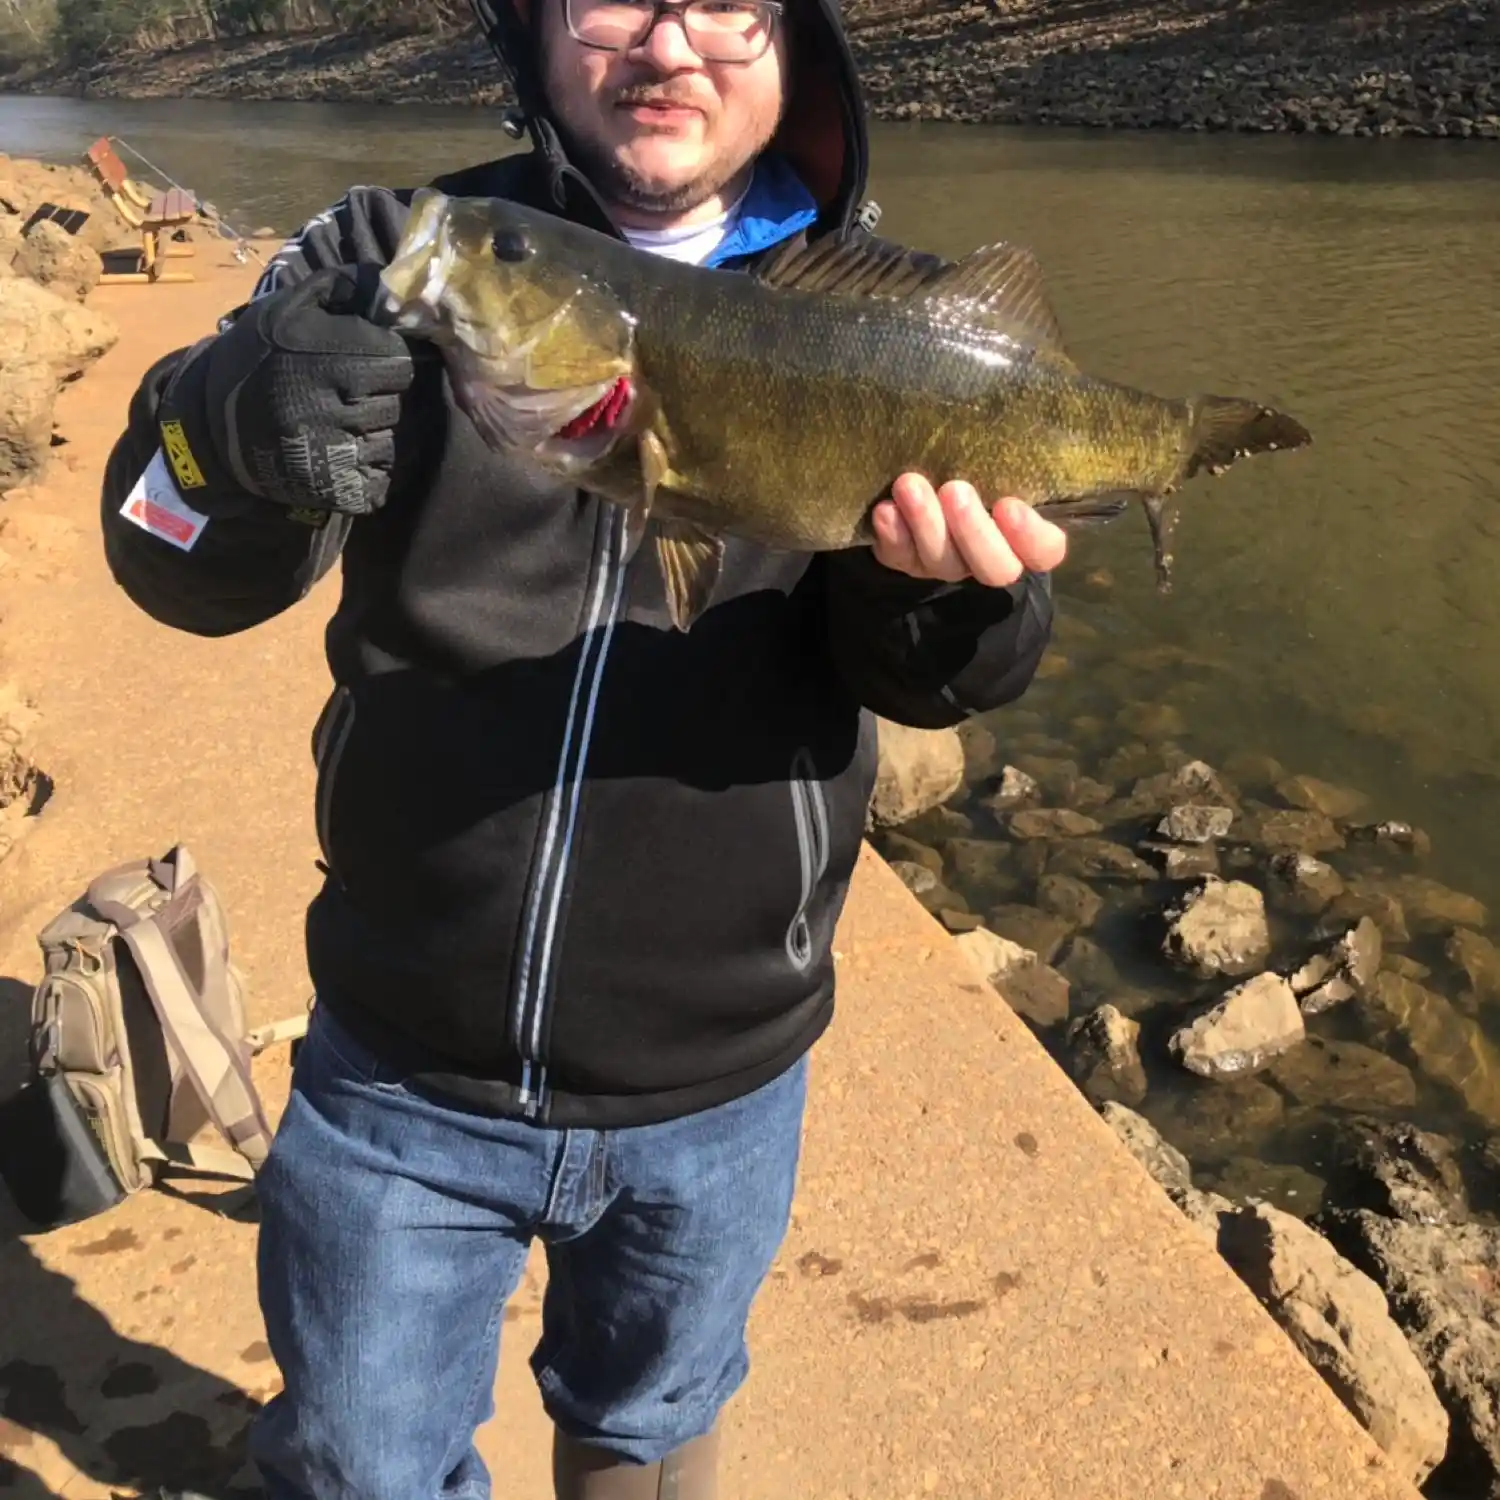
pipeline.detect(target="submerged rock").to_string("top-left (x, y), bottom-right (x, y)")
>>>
top-left (1205, 1158), bottom-right (1327, 1218)
top-left (953, 926), bottom-right (1070, 1028)
top-left (1361, 972), bottom-right (1500, 1128)
top-left (1046, 837), bottom-right (1155, 883)
top-left (1115, 701), bottom-right (1186, 740)
top-left (1234, 806), bottom-right (1345, 855)
top-left (1349, 820), bottom-right (1434, 858)
top-left (1065, 1004), bottom-right (1147, 1107)
top-left (880, 831), bottom-right (943, 874)
top-left (869, 720), bottom-right (964, 827)
top-left (1159, 1074), bottom-right (1287, 1158)
top-left (944, 838), bottom-right (1018, 903)
top-left (985, 903), bottom-right (1073, 964)
top-left (1035, 873), bottom-right (1103, 929)
top-left (1448, 927), bottom-right (1500, 1002)
top-left (1321, 881), bottom-right (1411, 946)
top-left (1269, 1038), bottom-right (1418, 1114)
top-left (1216, 1203), bottom-right (1448, 1487)
top-left (1147, 841), bottom-right (1221, 881)
top-left (1008, 807), bottom-right (1101, 840)
top-left (888, 860), bottom-right (939, 896)
top-left (985, 762), bottom-right (1040, 813)
top-left (1169, 972), bottom-right (1305, 1080)
top-left (1273, 772), bottom-right (1369, 821)
top-left (1386, 874), bottom-right (1489, 935)
top-left (1163, 877), bottom-right (1270, 978)
top-left (1265, 851), bottom-right (1346, 916)
top-left (1156, 803), bottom-right (1234, 844)
top-left (1292, 917), bottom-right (1383, 1016)
top-left (897, 804), bottom-right (974, 845)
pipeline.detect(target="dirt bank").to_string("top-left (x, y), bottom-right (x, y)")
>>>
top-left (3, 0), bottom-right (1499, 137)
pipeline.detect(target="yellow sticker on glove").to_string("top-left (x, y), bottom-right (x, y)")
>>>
top-left (160, 419), bottom-right (207, 491)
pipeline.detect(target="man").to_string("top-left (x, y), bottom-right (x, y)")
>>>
top-left (100, 0), bottom-right (1066, 1494)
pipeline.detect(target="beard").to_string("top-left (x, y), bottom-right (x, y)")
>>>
top-left (559, 120), bottom-right (749, 216)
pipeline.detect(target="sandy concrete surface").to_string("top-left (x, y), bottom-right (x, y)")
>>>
top-left (0, 257), bottom-right (1420, 1500)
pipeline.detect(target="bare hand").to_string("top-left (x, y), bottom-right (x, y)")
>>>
top-left (871, 474), bottom-right (1067, 586)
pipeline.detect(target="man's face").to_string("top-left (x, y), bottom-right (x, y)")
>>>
top-left (538, 0), bottom-right (789, 221)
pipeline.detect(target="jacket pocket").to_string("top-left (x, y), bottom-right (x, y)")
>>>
top-left (786, 747), bottom-right (831, 972)
top-left (312, 686), bottom-right (356, 871)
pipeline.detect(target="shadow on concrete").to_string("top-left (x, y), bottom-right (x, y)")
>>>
top-left (0, 969), bottom-right (263, 1500)
top-left (0, 1210), bottom-right (264, 1500)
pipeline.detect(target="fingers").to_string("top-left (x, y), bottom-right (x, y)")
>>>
top-left (875, 475), bottom-right (1069, 585)
top-left (871, 498), bottom-right (920, 576)
top-left (992, 496), bottom-right (1068, 575)
top-left (887, 474), bottom-right (970, 582)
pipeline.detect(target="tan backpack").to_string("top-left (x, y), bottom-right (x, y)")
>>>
top-left (0, 844), bottom-right (308, 1227)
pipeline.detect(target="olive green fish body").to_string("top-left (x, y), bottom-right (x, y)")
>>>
top-left (381, 191), bottom-right (1311, 629)
top-left (628, 270), bottom-right (1196, 549)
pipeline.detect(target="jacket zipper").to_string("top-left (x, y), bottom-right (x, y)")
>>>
top-left (786, 747), bottom-right (831, 972)
top-left (511, 508), bottom-right (630, 1118)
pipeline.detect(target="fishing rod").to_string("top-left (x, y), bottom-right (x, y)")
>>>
top-left (106, 134), bottom-right (267, 263)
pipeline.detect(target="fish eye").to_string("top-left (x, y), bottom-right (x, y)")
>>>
top-left (492, 228), bottom-right (534, 264)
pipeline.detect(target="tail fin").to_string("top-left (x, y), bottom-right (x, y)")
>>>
top-left (1184, 396), bottom-right (1311, 480)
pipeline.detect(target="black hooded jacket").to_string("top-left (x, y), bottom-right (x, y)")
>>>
top-left (98, 0), bottom-right (1054, 1126)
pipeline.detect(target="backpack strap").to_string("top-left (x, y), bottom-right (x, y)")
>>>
top-left (246, 1007), bottom-right (311, 1056)
top-left (89, 885), bottom-right (275, 1170)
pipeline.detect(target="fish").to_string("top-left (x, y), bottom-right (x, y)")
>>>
top-left (379, 187), bottom-right (1312, 631)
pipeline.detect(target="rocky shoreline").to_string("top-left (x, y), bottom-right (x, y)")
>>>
top-left (0, 156), bottom-right (132, 883)
top-left (869, 706), bottom-right (1500, 1497)
top-left (2, 0), bottom-right (1499, 138)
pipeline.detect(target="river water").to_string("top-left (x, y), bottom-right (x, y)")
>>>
top-left (5, 94), bottom-right (1500, 1196)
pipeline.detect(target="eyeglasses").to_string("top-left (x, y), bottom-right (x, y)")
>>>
top-left (564, 0), bottom-right (784, 64)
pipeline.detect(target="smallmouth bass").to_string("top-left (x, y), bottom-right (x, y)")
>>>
top-left (380, 189), bottom-right (1311, 630)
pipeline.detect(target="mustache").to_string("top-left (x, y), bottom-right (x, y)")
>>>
top-left (610, 82), bottom-right (708, 111)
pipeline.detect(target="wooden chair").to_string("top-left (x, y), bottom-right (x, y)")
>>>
top-left (84, 137), bottom-right (198, 285)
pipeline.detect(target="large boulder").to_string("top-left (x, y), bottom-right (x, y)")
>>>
top-left (1217, 1203), bottom-right (1449, 1487)
top-left (13, 218), bottom-right (102, 302)
top-left (1168, 972), bottom-right (1305, 1080)
top-left (1321, 1210), bottom-right (1500, 1499)
top-left (868, 718), bottom-right (964, 827)
top-left (0, 154), bottom-right (121, 254)
top-left (0, 278), bottom-right (118, 487)
top-left (0, 275), bottom-right (118, 378)
top-left (1163, 877), bottom-right (1270, 978)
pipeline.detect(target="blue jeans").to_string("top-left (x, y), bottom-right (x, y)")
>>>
top-left (249, 1004), bottom-right (808, 1500)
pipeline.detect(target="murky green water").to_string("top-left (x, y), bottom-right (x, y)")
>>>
top-left (5, 94), bottom-right (1500, 1190)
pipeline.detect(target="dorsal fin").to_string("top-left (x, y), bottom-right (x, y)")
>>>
top-left (755, 235), bottom-right (1074, 364)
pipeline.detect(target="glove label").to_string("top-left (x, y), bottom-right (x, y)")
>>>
top-left (121, 449), bottom-right (210, 552)
top-left (160, 418), bottom-right (208, 491)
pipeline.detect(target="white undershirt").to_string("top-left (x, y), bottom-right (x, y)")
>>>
top-left (620, 182), bottom-right (749, 266)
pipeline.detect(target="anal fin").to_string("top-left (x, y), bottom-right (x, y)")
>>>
top-left (1143, 494), bottom-right (1180, 595)
top-left (655, 520), bottom-right (725, 632)
top-left (1032, 492), bottom-right (1135, 528)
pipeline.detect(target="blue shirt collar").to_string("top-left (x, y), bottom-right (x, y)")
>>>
top-left (704, 153), bottom-right (819, 269)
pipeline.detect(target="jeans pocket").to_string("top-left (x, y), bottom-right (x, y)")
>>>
top-left (305, 1002), bottom-right (410, 1093)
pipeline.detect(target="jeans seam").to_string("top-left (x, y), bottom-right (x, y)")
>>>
top-left (435, 1285), bottom-right (510, 1495)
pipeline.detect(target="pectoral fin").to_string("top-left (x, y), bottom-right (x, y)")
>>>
top-left (656, 520), bottom-right (725, 632)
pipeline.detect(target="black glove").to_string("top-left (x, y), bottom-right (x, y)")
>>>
top-left (158, 265), bottom-right (415, 516)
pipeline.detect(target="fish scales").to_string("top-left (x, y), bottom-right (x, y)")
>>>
top-left (623, 266), bottom-right (1188, 549)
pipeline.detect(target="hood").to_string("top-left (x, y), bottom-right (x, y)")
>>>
top-left (467, 0), bottom-right (870, 238)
